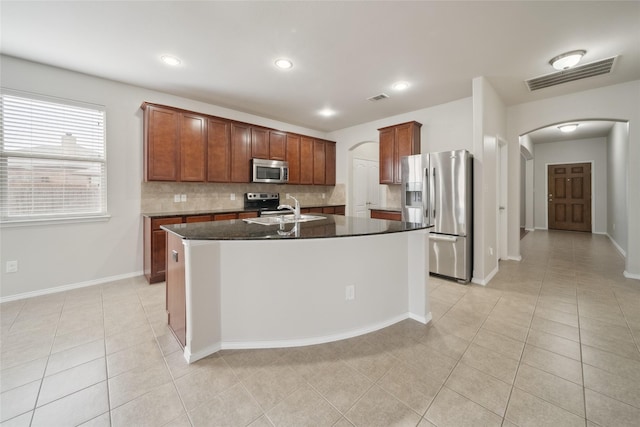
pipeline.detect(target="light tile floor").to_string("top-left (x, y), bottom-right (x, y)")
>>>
top-left (1, 230), bottom-right (639, 426)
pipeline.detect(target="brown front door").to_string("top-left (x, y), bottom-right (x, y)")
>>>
top-left (548, 163), bottom-right (592, 232)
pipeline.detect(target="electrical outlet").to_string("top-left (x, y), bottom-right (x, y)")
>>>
top-left (6, 261), bottom-right (18, 273)
top-left (174, 194), bottom-right (180, 203)
top-left (286, 193), bottom-right (290, 199)
top-left (322, 193), bottom-right (326, 199)
top-left (180, 194), bottom-right (187, 202)
top-left (489, 247), bottom-right (494, 256)
top-left (345, 285), bottom-right (355, 301)
top-left (230, 193), bottom-right (236, 201)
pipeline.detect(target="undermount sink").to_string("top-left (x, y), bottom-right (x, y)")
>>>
top-left (242, 214), bottom-right (326, 226)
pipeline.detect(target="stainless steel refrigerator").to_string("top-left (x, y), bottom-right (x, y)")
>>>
top-left (401, 150), bottom-right (473, 282)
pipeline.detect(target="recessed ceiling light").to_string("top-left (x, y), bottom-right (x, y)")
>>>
top-left (392, 81), bottom-right (410, 91)
top-left (558, 124), bottom-right (579, 133)
top-left (274, 58), bottom-right (293, 69)
top-left (161, 55), bottom-right (181, 66)
top-left (549, 50), bottom-right (586, 71)
top-left (318, 108), bottom-right (336, 117)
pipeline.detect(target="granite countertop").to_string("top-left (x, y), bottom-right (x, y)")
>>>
top-left (162, 214), bottom-right (430, 240)
top-left (142, 204), bottom-right (345, 218)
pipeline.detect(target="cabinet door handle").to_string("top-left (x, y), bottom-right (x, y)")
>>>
top-left (172, 250), bottom-right (179, 262)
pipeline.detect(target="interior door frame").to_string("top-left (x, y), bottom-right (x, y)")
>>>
top-left (497, 137), bottom-right (508, 261)
top-left (544, 160), bottom-right (595, 232)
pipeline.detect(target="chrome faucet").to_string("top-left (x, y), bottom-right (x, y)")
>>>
top-left (277, 195), bottom-right (301, 219)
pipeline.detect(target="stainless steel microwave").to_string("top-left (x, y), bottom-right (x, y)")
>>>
top-left (251, 158), bottom-right (289, 183)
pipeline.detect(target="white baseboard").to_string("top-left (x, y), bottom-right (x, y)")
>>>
top-left (525, 228), bottom-right (535, 232)
top-left (606, 234), bottom-right (627, 257)
top-left (472, 264), bottom-right (499, 286)
top-left (507, 255), bottom-right (522, 261)
top-left (220, 313), bottom-right (411, 351)
top-left (409, 311), bottom-right (433, 325)
top-left (0, 271), bottom-right (144, 303)
top-left (535, 227), bottom-right (548, 230)
top-left (623, 271), bottom-right (640, 281)
top-left (184, 343), bottom-right (222, 364)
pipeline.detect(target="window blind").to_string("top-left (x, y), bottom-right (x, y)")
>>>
top-left (0, 90), bottom-right (107, 223)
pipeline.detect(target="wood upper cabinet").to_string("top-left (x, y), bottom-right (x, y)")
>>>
top-left (378, 121), bottom-right (422, 184)
top-left (207, 117), bottom-right (231, 182)
top-left (313, 140), bottom-right (326, 185)
top-left (269, 131), bottom-right (286, 160)
top-left (142, 102), bottom-right (337, 185)
top-left (230, 123), bottom-right (252, 183)
top-left (179, 113), bottom-right (207, 182)
top-left (250, 126), bottom-right (269, 159)
top-left (325, 142), bottom-right (336, 186)
top-left (286, 134), bottom-right (301, 184)
top-left (144, 104), bottom-right (179, 181)
top-left (143, 104), bottom-right (206, 182)
top-left (144, 216), bottom-right (183, 283)
top-left (299, 136), bottom-right (314, 185)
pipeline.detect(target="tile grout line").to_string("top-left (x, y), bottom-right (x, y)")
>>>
top-left (500, 259), bottom-right (546, 427)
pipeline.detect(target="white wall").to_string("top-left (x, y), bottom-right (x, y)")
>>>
top-left (607, 122), bottom-right (629, 255)
top-left (507, 80), bottom-right (640, 278)
top-left (472, 77), bottom-right (507, 284)
top-left (0, 55), bottom-right (329, 299)
top-left (520, 155), bottom-right (526, 227)
top-left (330, 97), bottom-right (473, 184)
top-left (532, 138), bottom-right (608, 233)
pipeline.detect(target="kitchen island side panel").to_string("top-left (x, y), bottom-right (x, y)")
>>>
top-left (181, 230), bottom-right (430, 362)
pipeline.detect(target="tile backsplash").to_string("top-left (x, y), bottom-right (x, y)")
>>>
top-left (141, 182), bottom-right (346, 214)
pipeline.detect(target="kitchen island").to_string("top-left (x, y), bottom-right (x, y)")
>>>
top-left (163, 215), bottom-right (432, 363)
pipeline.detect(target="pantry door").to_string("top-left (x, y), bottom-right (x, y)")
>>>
top-left (548, 163), bottom-right (592, 232)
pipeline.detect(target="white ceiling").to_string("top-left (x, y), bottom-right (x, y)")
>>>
top-left (526, 120), bottom-right (617, 144)
top-left (1, 1), bottom-right (639, 133)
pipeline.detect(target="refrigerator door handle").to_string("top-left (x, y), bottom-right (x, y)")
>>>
top-left (429, 234), bottom-right (458, 242)
top-left (431, 167), bottom-right (436, 220)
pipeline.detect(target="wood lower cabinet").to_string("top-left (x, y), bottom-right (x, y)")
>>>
top-left (370, 209), bottom-right (402, 221)
top-left (166, 232), bottom-right (186, 347)
top-left (144, 216), bottom-right (183, 283)
top-left (238, 211), bottom-right (259, 219)
top-left (378, 121), bottom-right (422, 184)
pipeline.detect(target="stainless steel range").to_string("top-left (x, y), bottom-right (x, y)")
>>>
top-left (244, 192), bottom-right (285, 215)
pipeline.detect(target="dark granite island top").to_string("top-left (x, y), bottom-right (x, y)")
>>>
top-left (162, 214), bottom-right (430, 240)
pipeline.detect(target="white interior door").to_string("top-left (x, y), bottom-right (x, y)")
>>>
top-left (353, 158), bottom-right (380, 218)
top-left (354, 159), bottom-right (368, 217)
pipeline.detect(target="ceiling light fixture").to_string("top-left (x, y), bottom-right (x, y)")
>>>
top-left (274, 58), bottom-right (293, 69)
top-left (161, 55), bottom-right (182, 66)
top-left (392, 81), bottom-right (410, 91)
top-left (318, 108), bottom-right (336, 117)
top-left (558, 124), bottom-right (579, 133)
top-left (549, 50), bottom-right (586, 71)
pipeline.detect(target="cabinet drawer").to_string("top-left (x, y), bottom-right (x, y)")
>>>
top-left (370, 210), bottom-right (402, 221)
top-left (151, 217), bottom-right (183, 230)
top-left (238, 211), bottom-right (259, 219)
top-left (214, 213), bottom-right (238, 221)
top-left (185, 215), bottom-right (213, 223)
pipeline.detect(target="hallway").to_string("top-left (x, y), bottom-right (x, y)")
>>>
top-left (1, 231), bottom-right (638, 426)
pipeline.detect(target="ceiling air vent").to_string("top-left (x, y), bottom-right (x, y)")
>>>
top-left (367, 93), bottom-right (390, 102)
top-left (525, 56), bottom-right (617, 91)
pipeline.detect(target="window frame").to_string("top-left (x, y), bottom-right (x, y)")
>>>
top-left (0, 89), bottom-right (109, 226)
